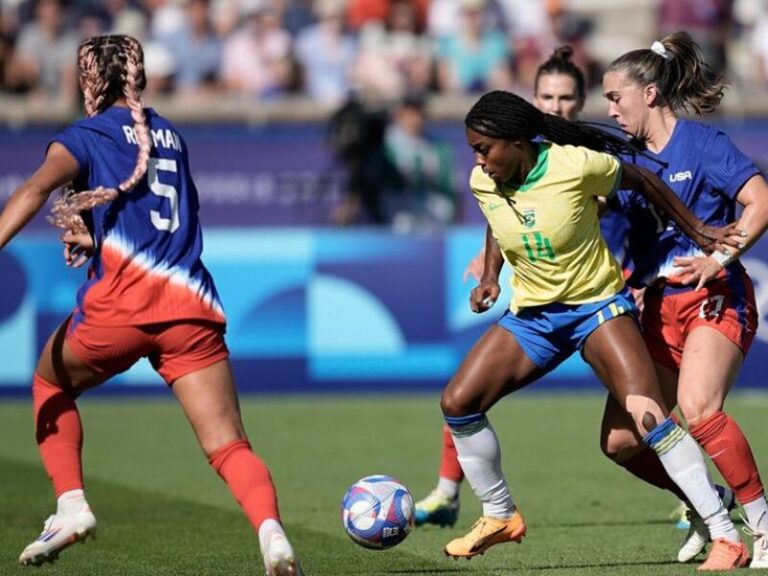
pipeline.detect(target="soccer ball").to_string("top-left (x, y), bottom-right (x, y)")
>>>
top-left (341, 475), bottom-right (415, 550)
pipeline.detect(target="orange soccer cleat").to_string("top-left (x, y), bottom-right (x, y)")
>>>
top-left (697, 538), bottom-right (749, 571)
top-left (443, 510), bottom-right (526, 559)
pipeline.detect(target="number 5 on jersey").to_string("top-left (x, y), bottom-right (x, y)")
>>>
top-left (148, 157), bottom-right (180, 232)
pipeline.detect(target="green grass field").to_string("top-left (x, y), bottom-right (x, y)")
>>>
top-left (1, 392), bottom-right (766, 575)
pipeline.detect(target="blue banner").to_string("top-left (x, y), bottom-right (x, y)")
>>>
top-left (0, 228), bottom-right (766, 394)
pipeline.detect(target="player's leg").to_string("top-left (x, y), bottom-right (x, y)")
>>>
top-left (440, 321), bottom-right (547, 558)
top-left (677, 327), bottom-right (768, 569)
top-left (162, 323), bottom-right (301, 576)
top-left (584, 315), bottom-right (747, 570)
top-left (599, 386), bottom-right (735, 563)
top-left (414, 424), bottom-right (462, 528)
top-left (19, 319), bottom-right (118, 565)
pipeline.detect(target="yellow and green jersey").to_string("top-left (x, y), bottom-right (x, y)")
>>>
top-left (471, 142), bottom-right (625, 313)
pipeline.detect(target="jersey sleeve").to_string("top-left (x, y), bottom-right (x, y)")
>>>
top-left (701, 128), bottom-right (760, 200)
top-left (581, 148), bottom-right (622, 199)
top-left (49, 124), bottom-right (90, 170)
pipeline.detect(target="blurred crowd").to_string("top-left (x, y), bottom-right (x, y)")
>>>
top-left (3, 0), bottom-right (767, 109)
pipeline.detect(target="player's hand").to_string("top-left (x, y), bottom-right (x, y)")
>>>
top-left (696, 222), bottom-right (746, 254)
top-left (470, 280), bottom-right (500, 313)
top-left (62, 230), bottom-right (94, 268)
top-left (630, 286), bottom-right (646, 315)
top-left (673, 255), bottom-right (722, 291)
top-left (462, 250), bottom-right (486, 283)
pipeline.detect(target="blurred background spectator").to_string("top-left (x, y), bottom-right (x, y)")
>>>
top-left (4, 0), bottom-right (78, 101)
top-left (379, 92), bottom-right (456, 232)
top-left (4, 0), bottom-right (768, 106)
top-left (220, 1), bottom-right (295, 98)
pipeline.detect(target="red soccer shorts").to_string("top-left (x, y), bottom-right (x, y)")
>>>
top-left (641, 270), bottom-right (757, 370)
top-left (66, 318), bottom-right (229, 384)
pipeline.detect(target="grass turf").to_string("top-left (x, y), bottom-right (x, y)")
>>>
top-left (0, 392), bottom-right (766, 575)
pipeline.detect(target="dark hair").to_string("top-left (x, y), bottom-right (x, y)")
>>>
top-left (606, 31), bottom-right (726, 115)
top-left (465, 90), bottom-right (640, 157)
top-left (50, 35), bottom-right (151, 232)
top-left (534, 46), bottom-right (586, 102)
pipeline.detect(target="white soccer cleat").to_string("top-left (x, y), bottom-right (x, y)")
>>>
top-left (18, 508), bottom-right (97, 566)
top-left (261, 530), bottom-right (304, 576)
top-left (743, 512), bottom-right (768, 569)
top-left (677, 486), bottom-right (735, 563)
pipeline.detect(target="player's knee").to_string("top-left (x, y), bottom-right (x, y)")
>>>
top-left (601, 428), bottom-right (642, 462)
top-left (440, 388), bottom-right (474, 418)
top-left (677, 396), bottom-right (720, 427)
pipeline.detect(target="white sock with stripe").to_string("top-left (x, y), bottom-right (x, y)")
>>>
top-left (446, 414), bottom-right (514, 519)
top-left (645, 419), bottom-right (739, 542)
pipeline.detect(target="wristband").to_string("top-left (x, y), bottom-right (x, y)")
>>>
top-left (711, 249), bottom-right (735, 268)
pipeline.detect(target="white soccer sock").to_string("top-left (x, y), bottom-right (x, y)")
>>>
top-left (258, 518), bottom-right (286, 555)
top-left (436, 477), bottom-right (460, 500)
top-left (647, 422), bottom-right (739, 542)
top-left (450, 418), bottom-right (514, 519)
top-left (743, 497), bottom-right (768, 532)
top-left (56, 489), bottom-right (89, 516)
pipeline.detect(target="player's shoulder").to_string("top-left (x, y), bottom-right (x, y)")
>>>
top-left (469, 165), bottom-right (497, 193)
top-left (675, 118), bottom-right (727, 147)
top-left (549, 142), bottom-right (617, 173)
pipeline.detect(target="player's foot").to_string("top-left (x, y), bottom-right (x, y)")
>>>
top-left (414, 489), bottom-right (459, 528)
top-left (670, 500), bottom-right (691, 530)
top-left (678, 486), bottom-right (736, 563)
top-left (262, 530), bottom-right (303, 576)
top-left (743, 516), bottom-right (768, 569)
top-left (443, 511), bottom-right (526, 559)
top-left (18, 508), bottom-right (97, 566)
top-left (697, 538), bottom-right (749, 571)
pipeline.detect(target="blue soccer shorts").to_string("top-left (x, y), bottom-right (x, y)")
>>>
top-left (497, 287), bottom-right (639, 371)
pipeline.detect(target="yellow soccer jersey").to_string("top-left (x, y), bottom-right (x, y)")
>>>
top-left (471, 142), bottom-right (625, 313)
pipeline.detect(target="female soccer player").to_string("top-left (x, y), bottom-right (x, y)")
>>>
top-left (438, 89), bottom-right (747, 570)
top-left (0, 35), bottom-right (303, 576)
top-left (415, 46), bottom-right (642, 528)
top-left (599, 31), bottom-right (768, 570)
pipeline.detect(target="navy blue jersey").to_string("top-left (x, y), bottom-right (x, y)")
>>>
top-left (615, 119), bottom-right (759, 287)
top-left (53, 106), bottom-right (225, 326)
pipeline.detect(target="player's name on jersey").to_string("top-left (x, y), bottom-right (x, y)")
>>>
top-left (121, 126), bottom-right (181, 152)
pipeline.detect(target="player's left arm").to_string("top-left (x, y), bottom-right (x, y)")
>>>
top-left (0, 143), bottom-right (80, 251)
top-left (674, 174), bottom-right (768, 290)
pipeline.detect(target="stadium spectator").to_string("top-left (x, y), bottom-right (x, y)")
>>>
top-left (351, 0), bottom-right (433, 101)
top-left (438, 89), bottom-right (746, 566)
top-left (0, 34), bottom-right (304, 576)
top-left (220, 1), bottom-right (295, 98)
top-left (294, 0), bottom-right (356, 105)
top-left (326, 92), bottom-right (389, 224)
top-left (159, 0), bottom-right (223, 98)
top-left (4, 0), bottom-right (78, 101)
top-left (346, 0), bottom-right (428, 32)
top-left (434, 0), bottom-right (512, 94)
top-left (379, 91), bottom-right (457, 232)
top-left (657, 0), bottom-right (733, 74)
top-left (600, 31), bottom-right (768, 569)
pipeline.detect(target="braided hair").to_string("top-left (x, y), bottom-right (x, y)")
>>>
top-left (50, 35), bottom-right (152, 233)
top-left (465, 90), bottom-right (641, 158)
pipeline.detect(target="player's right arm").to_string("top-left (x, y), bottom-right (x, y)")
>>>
top-left (0, 143), bottom-right (80, 251)
top-left (469, 225), bottom-right (503, 313)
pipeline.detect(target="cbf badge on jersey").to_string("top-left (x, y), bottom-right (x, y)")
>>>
top-left (522, 209), bottom-right (536, 228)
